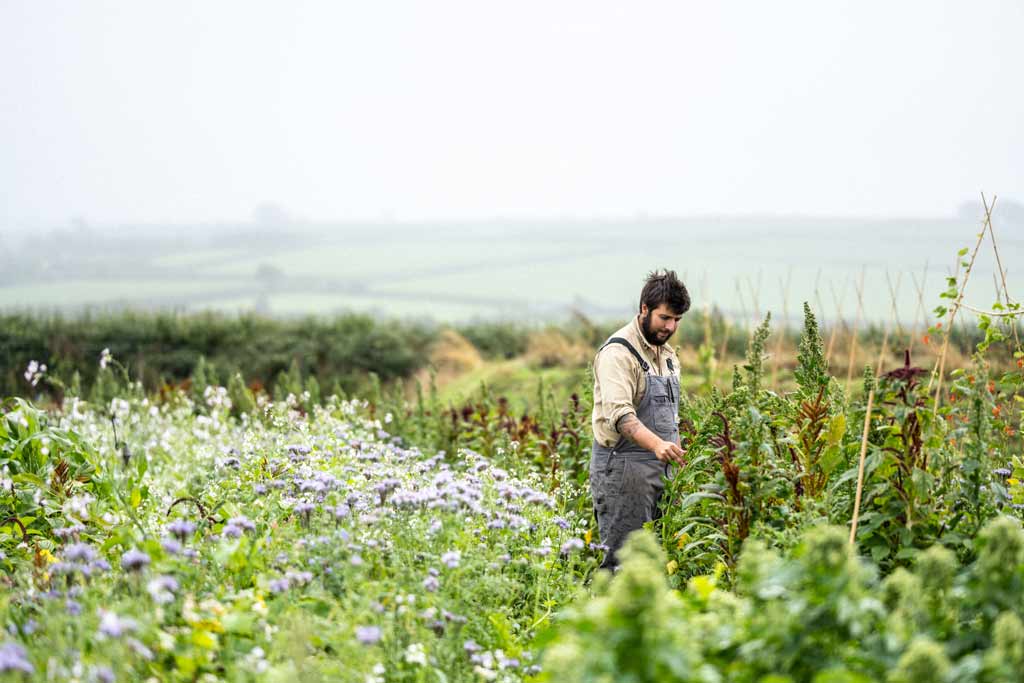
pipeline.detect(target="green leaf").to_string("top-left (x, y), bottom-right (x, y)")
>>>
top-left (680, 491), bottom-right (726, 509)
top-left (819, 445), bottom-right (845, 477)
top-left (11, 473), bottom-right (45, 487)
top-left (826, 413), bottom-right (846, 446)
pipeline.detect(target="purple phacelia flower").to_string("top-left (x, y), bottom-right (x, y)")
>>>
top-left (53, 523), bottom-right (86, 539)
top-left (422, 576), bottom-right (440, 592)
top-left (167, 520), bottom-right (196, 540)
top-left (147, 575), bottom-right (179, 603)
top-left (98, 611), bottom-right (138, 638)
top-left (560, 538), bottom-right (585, 555)
top-left (441, 550), bottom-right (461, 568)
top-left (444, 610), bottom-right (467, 624)
top-left (221, 524), bottom-right (243, 539)
top-left (160, 538), bottom-right (182, 555)
top-left (268, 577), bottom-right (290, 594)
top-left (285, 570), bottom-right (313, 586)
top-left (64, 543), bottom-right (97, 563)
top-left (0, 641), bottom-right (34, 674)
top-left (355, 625), bottom-right (382, 645)
top-left (51, 562), bottom-right (78, 576)
top-left (120, 549), bottom-right (150, 572)
top-left (228, 516), bottom-right (255, 532)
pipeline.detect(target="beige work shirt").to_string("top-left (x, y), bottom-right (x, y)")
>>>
top-left (591, 315), bottom-right (681, 447)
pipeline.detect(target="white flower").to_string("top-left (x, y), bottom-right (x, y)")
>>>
top-left (404, 642), bottom-right (427, 666)
top-left (23, 360), bottom-right (45, 386)
top-left (384, 412), bottom-right (393, 424)
top-left (63, 493), bottom-right (95, 521)
top-left (99, 348), bottom-right (112, 369)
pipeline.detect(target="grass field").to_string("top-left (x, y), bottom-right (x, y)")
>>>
top-left (3, 216), bottom-right (1021, 324)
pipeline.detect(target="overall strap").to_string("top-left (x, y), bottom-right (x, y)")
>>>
top-left (599, 337), bottom-right (650, 373)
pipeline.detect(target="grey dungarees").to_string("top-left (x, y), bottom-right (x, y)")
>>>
top-left (590, 337), bottom-right (680, 569)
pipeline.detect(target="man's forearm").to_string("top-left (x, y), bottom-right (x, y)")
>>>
top-left (617, 414), bottom-right (663, 452)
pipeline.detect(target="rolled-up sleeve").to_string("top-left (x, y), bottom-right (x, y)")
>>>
top-left (594, 347), bottom-right (640, 434)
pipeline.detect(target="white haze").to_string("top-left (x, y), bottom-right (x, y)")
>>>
top-left (1, 0), bottom-right (1022, 229)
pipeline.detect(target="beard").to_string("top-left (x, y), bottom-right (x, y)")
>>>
top-left (640, 312), bottom-right (671, 347)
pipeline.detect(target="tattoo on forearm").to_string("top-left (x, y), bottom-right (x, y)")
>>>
top-left (618, 415), bottom-right (642, 443)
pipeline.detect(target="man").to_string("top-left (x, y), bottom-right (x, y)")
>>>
top-left (590, 269), bottom-right (690, 569)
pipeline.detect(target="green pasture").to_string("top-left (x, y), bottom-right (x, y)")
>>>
top-left (3, 216), bottom-right (1020, 324)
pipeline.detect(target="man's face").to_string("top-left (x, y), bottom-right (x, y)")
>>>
top-left (640, 303), bottom-right (682, 346)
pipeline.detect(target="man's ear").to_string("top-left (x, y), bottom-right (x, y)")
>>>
top-left (639, 303), bottom-right (649, 317)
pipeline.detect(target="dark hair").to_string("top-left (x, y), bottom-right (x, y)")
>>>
top-left (639, 270), bottom-right (691, 315)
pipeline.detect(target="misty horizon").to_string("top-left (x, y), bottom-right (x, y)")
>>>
top-left (3, 2), bottom-right (1022, 227)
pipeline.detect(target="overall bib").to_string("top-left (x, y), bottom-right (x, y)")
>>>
top-left (590, 337), bottom-right (680, 569)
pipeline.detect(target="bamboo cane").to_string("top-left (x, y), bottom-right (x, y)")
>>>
top-left (929, 197), bottom-right (995, 414)
top-left (875, 271), bottom-right (902, 376)
top-left (849, 387), bottom-right (876, 546)
top-left (982, 192), bottom-right (1022, 352)
top-left (908, 263), bottom-right (928, 357)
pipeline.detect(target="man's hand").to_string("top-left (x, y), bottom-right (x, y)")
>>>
top-left (654, 440), bottom-right (686, 466)
top-left (618, 415), bottom-right (687, 466)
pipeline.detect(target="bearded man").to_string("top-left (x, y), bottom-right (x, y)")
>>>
top-left (590, 269), bottom-right (690, 569)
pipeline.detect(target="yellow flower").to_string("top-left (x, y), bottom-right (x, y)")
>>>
top-left (688, 575), bottom-right (717, 601)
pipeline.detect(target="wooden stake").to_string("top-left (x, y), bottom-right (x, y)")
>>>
top-left (982, 192), bottom-right (1022, 353)
top-left (929, 196), bottom-right (995, 413)
top-left (908, 263), bottom-right (928, 357)
top-left (875, 271), bottom-right (902, 376)
top-left (849, 388), bottom-right (875, 546)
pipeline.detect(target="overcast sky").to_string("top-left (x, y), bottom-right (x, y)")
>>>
top-left (2, 1), bottom-right (1022, 227)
